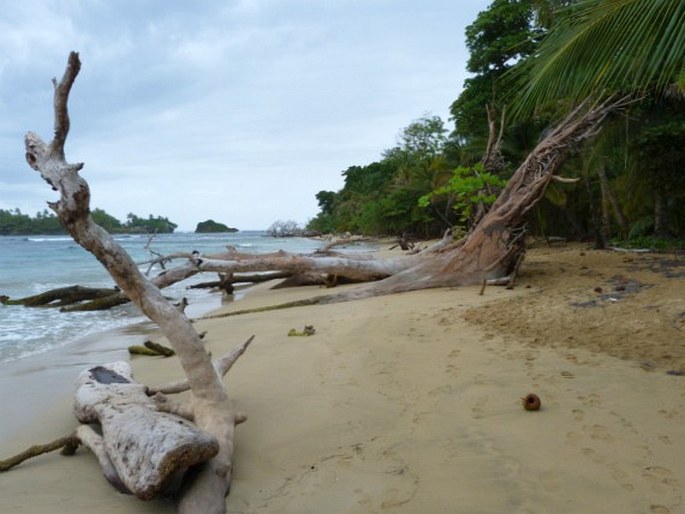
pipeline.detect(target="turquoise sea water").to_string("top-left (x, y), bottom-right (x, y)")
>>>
top-left (0, 231), bottom-right (326, 364)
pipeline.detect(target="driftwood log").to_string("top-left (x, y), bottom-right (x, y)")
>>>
top-left (73, 362), bottom-right (219, 499)
top-left (0, 285), bottom-right (119, 307)
top-left (24, 51), bottom-right (248, 513)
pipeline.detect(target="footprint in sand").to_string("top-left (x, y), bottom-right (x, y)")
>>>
top-left (585, 424), bottom-right (614, 443)
top-left (657, 408), bottom-right (677, 419)
top-left (565, 431), bottom-right (583, 445)
top-left (647, 501), bottom-right (676, 513)
top-left (474, 372), bottom-right (487, 385)
top-left (471, 395), bottom-right (489, 419)
top-left (444, 349), bottom-right (461, 376)
top-left (572, 408), bottom-right (585, 421)
top-left (578, 393), bottom-right (602, 407)
top-left (445, 363), bottom-right (460, 377)
top-left (610, 467), bottom-right (635, 492)
top-left (581, 447), bottom-right (606, 465)
top-left (657, 435), bottom-right (672, 446)
top-left (642, 466), bottom-right (680, 492)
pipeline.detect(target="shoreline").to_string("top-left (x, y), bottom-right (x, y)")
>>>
top-left (1, 243), bottom-right (684, 513)
top-left (0, 284), bottom-right (227, 443)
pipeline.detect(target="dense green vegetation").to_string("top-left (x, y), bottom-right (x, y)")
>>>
top-left (195, 220), bottom-right (238, 233)
top-left (307, 0), bottom-right (685, 249)
top-left (0, 208), bottom-right (178, 235)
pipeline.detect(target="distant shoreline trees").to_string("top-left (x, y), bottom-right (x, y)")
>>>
top-left (0, 207), bottom-right (178, 235)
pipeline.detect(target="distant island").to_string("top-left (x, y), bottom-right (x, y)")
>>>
top-left (0, 208), bottom-right (177, 235)
top-left (195, 220), bottom-right (238, 233)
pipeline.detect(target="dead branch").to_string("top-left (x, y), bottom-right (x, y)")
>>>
top-left (148, 336), bottom-right (255, 396)
top-left (1, 285), bottom-right (119, 307)
top-left (0, 433), bottom-right (80, 472)
top-left (25, 51), bottom-right (248, 513)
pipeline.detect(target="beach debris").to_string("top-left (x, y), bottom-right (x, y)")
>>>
top-left (389, 233), bottom-right (416, 252)
top-left (0, 285), bottom-right (119, 308)
top-left (128, 340), bottom-right (176, 357)
top-left (0, 433), bottom-right (80, 472)
top-left (288, 325), bottom-right (316, 337)
top-left (1, 336), bottom-right (253, 501)
top-left (573, 275), bottom-right (652, 308)
top-left (72, 361), bottom-right (219, 499)
top-left (522, 393), bottom-right (542, 411)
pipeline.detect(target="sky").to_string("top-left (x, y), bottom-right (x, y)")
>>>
top-left (0, 0), bottom-right (490, 231)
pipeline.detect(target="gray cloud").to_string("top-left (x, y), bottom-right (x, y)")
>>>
top-left (0, 0), bottom-right (488, 230)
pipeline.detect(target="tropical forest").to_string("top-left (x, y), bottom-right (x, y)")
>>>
top-left (307, 0), bottom-right (685, 250)
top-left (0, 208), bottom-right (178, 235)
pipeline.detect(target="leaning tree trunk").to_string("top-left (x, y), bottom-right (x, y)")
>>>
top-left (9, 92), bottom-right (630, 317)
top-left (25, 52), bottom-right (240, 514)
top-left (192, 96), bottom-right (634, 303)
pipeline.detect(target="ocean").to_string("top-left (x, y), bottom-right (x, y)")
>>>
top-left (0, 231), bottom-right (328, 365)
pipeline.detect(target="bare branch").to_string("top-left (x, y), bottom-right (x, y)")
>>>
top-left (149, 336), bottom-right (255, 396)
top-left (0, 433), bottom-right (80, 472)
top-left (52, 51), bottom-right (81, 159)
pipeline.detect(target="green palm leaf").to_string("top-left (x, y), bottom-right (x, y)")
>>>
top-left (509, 0), bottom-right (685, 115)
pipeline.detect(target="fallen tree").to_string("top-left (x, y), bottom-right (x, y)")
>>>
top-left (8, 97), bottom-right (633, 315)
top-left (185, 96), bottom-right (634, 304)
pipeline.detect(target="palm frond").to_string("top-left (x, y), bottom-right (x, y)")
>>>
top-left (507, 0), bottom-right (685, 116)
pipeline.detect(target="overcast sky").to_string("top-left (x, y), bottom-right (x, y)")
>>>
top-left (0, 0), bottom-right (490, 231)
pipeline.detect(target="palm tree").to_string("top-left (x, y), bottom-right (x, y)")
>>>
top-left (510, 0), bottom-right (685, 113)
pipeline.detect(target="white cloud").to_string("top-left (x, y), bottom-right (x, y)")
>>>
top-left (0, 0), bottom-right (490, 231)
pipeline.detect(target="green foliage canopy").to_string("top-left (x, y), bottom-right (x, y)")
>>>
top-left (0, 208), bottom-right (178, 235)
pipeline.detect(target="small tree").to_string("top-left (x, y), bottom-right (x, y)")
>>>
top-left (265, 220), bottom-right (304, 237)
top-left (419, 163), bottom-right (507, 229)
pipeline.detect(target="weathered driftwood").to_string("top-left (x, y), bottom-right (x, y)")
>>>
top-left (0, 434), bottom-right (80, 472)
top-left (73, 362), bottom-right (219, 500)
top-left (188, 271), bottom-right (293, 290)
top-left (1, 340), bottom-right (252, 486)
top-left (25, 51), bottom-right (247, 513)
top-left (1, 285), bottom-right (118, 307)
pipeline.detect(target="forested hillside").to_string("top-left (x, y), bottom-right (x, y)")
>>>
top-left (307, 0), bottom-right (685, 248)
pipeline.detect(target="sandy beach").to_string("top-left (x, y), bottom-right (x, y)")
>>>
top-left (1, 242), bottom-right (683, 513)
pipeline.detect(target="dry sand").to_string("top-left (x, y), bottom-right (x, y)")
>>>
top-left (1, 242), bottom-right (683, 513)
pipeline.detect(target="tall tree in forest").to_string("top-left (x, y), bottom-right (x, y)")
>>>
top-left (450, 0), bottom-right (541, 153)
